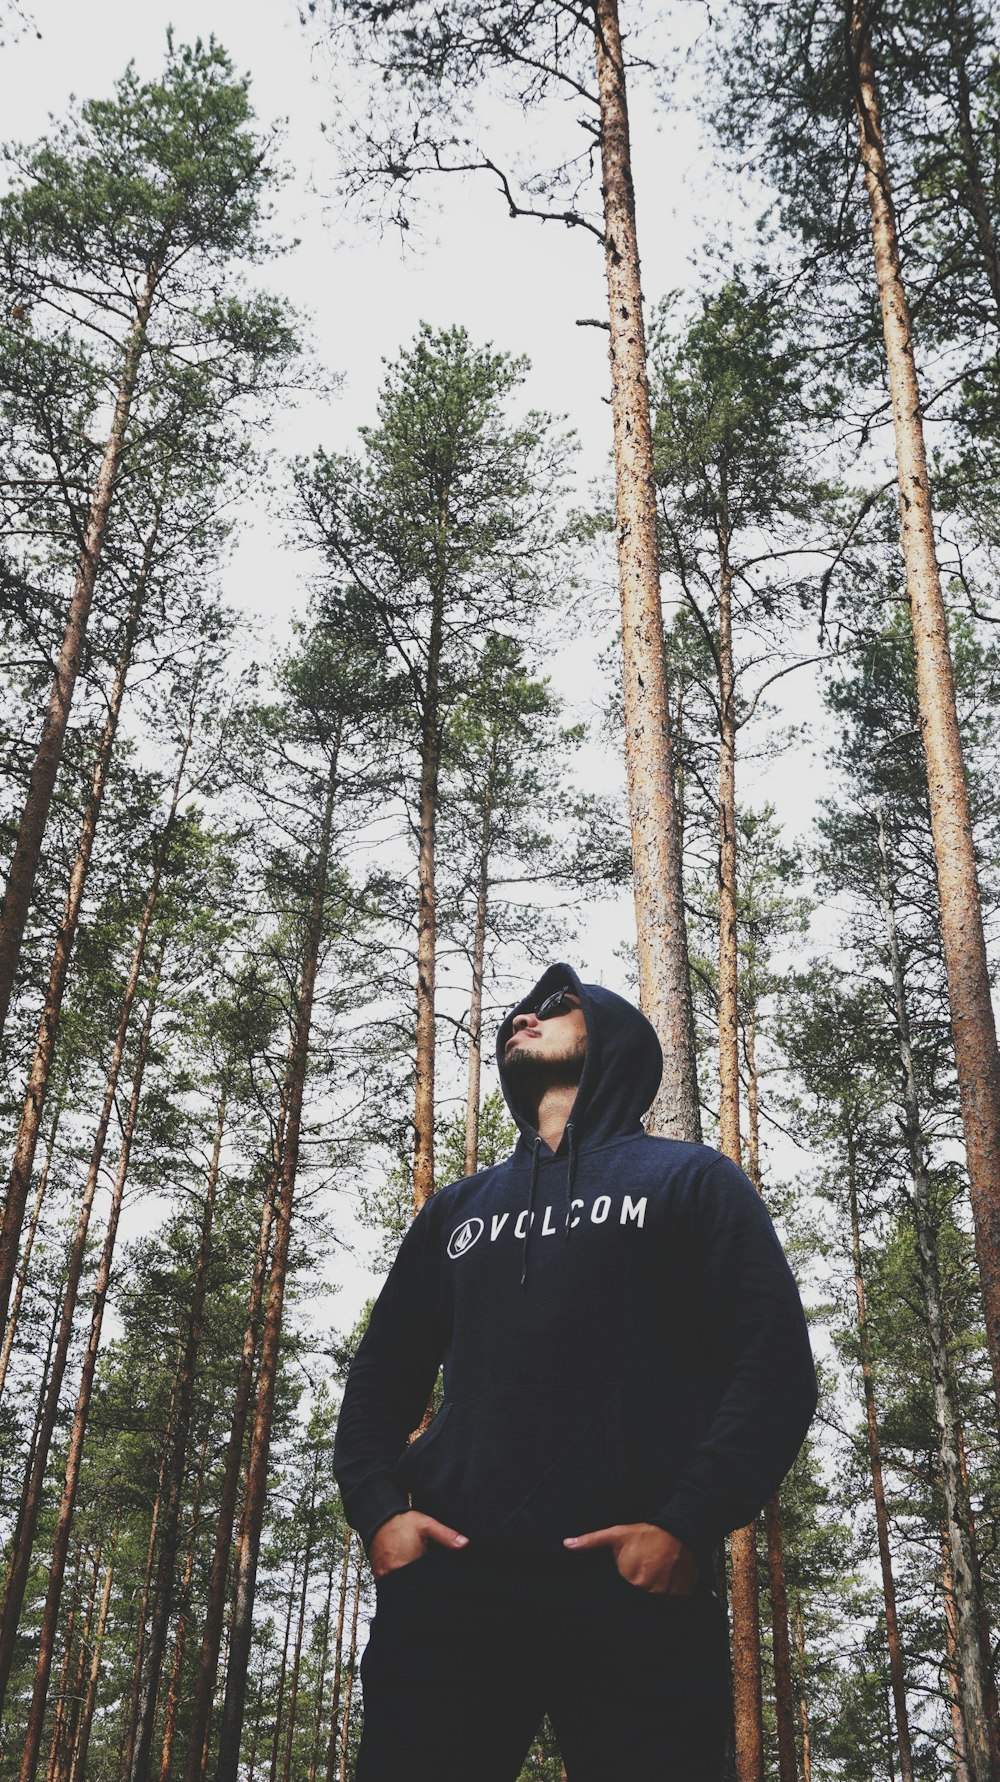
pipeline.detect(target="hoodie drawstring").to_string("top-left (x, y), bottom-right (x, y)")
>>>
top-left (563, 1120), bottom-right (577, 1241)
top-left (520, 1137), bottom-right (542, 1289)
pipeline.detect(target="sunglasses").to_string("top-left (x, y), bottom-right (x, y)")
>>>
top-left (510, 987), bottom-right (580, 1023)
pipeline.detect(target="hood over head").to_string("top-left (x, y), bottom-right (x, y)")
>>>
top-left (496, 962), bottom-right (662, 1156)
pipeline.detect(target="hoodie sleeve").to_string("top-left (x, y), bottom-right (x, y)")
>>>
top-left (652, 1154), bottom-right (818, 1563)
top-left (333, 1200), bottom-right (446, 1551)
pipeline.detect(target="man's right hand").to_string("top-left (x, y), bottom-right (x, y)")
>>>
top-left (368, 1510), bottom-right (469, 1578)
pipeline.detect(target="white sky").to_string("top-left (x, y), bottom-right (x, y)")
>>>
top-left (3, 2), bottom-right (830, 1333)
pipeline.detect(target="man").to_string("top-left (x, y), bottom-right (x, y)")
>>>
top-left (334, 964), bottom-right (817, 1780)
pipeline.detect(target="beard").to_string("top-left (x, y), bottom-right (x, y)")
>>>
top-left (503, 1036), bottom-right (586, 1090)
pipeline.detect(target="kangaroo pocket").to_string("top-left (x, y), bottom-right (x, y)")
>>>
top-left (395, 1381), bottom-right (642, 1550)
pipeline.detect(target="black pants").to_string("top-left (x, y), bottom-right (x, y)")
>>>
top-left (356, 1544), bottom-right (730, 1780)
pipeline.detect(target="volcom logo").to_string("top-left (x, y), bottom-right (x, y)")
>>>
top-left (447, 1217), bottom-right (484, 1259)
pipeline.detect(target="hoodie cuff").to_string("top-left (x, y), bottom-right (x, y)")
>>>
top-left (649, 1508), bottom-right (717, 1569)
top-left (343, 1472), bottom-right (411, 1552)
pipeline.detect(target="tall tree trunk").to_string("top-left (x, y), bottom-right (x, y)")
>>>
top-left (43, 1547), bottom-right (85, 1782)
top-left (0, 258), bottom-right (161, 1038)
top-left (592, 0), bottom-right (699, 1142)
top-left (763, 1496), bottom-right (798, 1782)
top-left (181, 1099), bottom-right (286, 1782)
top-left (69, 1538), bottom-right (115, 1782)
top-left (246, 1657), bottom-right (266, 1782)
top-left (128, 1096), bottom-right (226, 1782)
top-left (716, 513), bottom-right (740, 1169)
top-left (157, 1442), bottom-right (210, 1782)
top-left (268, 1549), bottom-right (301, 1782)
top-left (955, 1422), bottom-right (1000, 1766)
top-left (744, 1004), bottom-right (760, 1194)
top-left (0, 517), bottom-right (158, 1333)
top-left (463, 754), bottom-right (495, 1178)
top-left (744, 1004), bottom-right (797, 1782)
top-left (215, 747), bottom-right (339, 1782)
top-left (884, 1662), bottom-right (898, 1782)
top-left (281, 1458), bottom-right (319, 1782)
top-left (846, 1125), bottom-right (915, 1782)
top-left (0, 1103), bottom-right (59, 1403)
top-left (124, 1372), bottom-right (180, 1782)
top-left (0, 741), bottom-right (186, 1719)
top-left (874, 809), bottom-right (993, 1782)
top-left (323, 1535), bottom-right (352, 1782)
top-left (307, 1546), bottom-right (337, 1782)
top-left (850, 1), bottom-right (1000, 1422)
top-left (54, 1543), bottom-right (102, 1782)
top-left (17, 946), bottom-right (166, 1782)
top-left (942, 1524), bottom-right (973, 1782)
top-left (792, 1600), bottom-right (812, 1782)
top-left (0, 1279), bottom-right (61, 1570)
top-left (337, 1548), bottom-right (363, 1782)
top-left (413, 599), bottom-right (444, 1212)
top-left (713, 600), bottom-right (763, 1782)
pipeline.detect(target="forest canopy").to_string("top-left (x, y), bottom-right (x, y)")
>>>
top-left (1, 3), bottom-right (999, 1779)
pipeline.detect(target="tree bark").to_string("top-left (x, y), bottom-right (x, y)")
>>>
top-left (281, 1457), bottom-right (319, 1782)
top-left (69, 1539), bottom-right (115, 1782)
top-left (0, 517), bottom-right (157, 1334)
top-left (955, 1422), bottom-right (1000, 1766)
top-left (44, 1547), bottom-right (85, 1782)
top-left (874, 809), bottom-right (993, 1782)
top-left (850, 0), bottom-right (1000, 1423)
top-left (123, 1374), bottom-right (180, 1782)
top-left (744, 1003), bottom-right (795, 1780)
top-left (157, 1447), bottom-right (208, 1782)
top-left (182, 1083), bottom-right (287, 1782)
top-left (713, 650), bottom-right (762, 1782)
top-left (323, 1535), bottom-right (352, 1782)
top-left (268, 1547), bottom-right (300, 1782)
top-left (181, 1130), bottom-right (284, 1782)
top-left (55, 1542), bottom-right (102, 1782)
top-left (337, 1547), bottom-right (363, 1782)
top-left (792, 1599), bottom-right (812, 1782)
top-left (463, 754), bottom-right (495, 1178)
top-left (763, 1496), bottom-right (798, 1782)
top-left (215, 746), bottom-right (339, 1782)
top-left (17, 946), bottom-right (166, 1782)
top-left (245, 1650), bottom-right (268, 1782)
top-left (592, 0), bottom-right (699, 1143)
top-left (0, 1281), bottom-right (60, 1592)
top-left (307, 1546), bottom-right (337, 1782)
top-left (413, 591), bottom-right (444, 1211)
top-left (0, 741), bottom-right (187, 1719)
top-left (942, 1524), bottom-right (973, 1782)
top-left (0, 1103), bottom-right (59, 1403)
top-left (716, 512), bottom-right (740, 1168)
top-left (846, 1124), bottom-right (915, 1782)
top-left (0, 257), bottom-right (160, 1039)
top-left (128, 1095), bottom-right (226, 1782)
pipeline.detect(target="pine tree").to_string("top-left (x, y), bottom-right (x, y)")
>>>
top-left (295, 324), bottom-right (571, 1207)
top-left (0, 34), bottom-right (300, 1323)
top-left (304, 0), bottom-right (702, 1140)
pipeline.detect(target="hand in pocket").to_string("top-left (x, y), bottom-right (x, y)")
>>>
top-left (369, 1510), bottom-right (468, 1579)
top-left (563, 1522), bottom-right (699, 1595)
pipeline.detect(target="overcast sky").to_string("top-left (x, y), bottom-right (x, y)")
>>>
top-left (3, 1), bottom-right (831, 1324)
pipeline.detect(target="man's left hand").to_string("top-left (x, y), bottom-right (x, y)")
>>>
top-left (563, 1523), bottom-right (700, 1594)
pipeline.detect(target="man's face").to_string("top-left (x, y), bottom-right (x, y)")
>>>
top-left (503, 989), bottom-right (587, 1088)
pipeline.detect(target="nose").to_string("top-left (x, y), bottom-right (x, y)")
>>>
top-left (512, 1009), bottom-right (538, 1035)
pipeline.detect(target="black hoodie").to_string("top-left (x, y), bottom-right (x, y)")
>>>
top-left (333, 963), bottom-right (818, 1563)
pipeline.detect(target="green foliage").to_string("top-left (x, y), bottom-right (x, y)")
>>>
top-left (296, 322), bottom-right (573, 708)
top-left (437, 1088), bottom-right (517, 1182)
